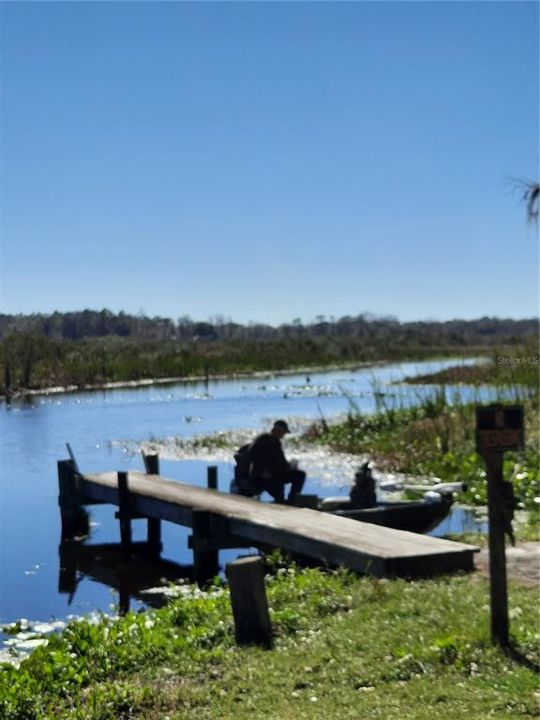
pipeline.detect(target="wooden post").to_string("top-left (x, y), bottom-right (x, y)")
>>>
top-left (226, 556), bottom-right (273, 649)
top-left (207, 465), bottom-right (218, 490)
top-left (476, 404), bottom-right (524, 649)
top-left (485, 452), bottom-right (509, 647)
top-left (58, 460), bottom-right (88, 540)
top-left (117, 472), bottom-right (132, 558)
top-left (143, 453), bottom-right (162, 557)
top-left (192, 510), bottom-right (219, 583)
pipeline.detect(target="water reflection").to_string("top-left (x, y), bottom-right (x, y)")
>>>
top-left (58, 541), bottom-right (194, 615)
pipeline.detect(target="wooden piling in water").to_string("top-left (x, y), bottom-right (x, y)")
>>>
top-left (226, 556), bottom-right (273, 649)
top-left (58, 459), bottom-right (88, 540)
top-left (143, 453), bottom-right (162, 558)
top-left (117, 471), bottom-right (132, 558)
top-left (192, 510), bottom-right (219, 583)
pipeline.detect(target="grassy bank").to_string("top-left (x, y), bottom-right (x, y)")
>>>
top-left (1, 557), bottom-right (538, 719)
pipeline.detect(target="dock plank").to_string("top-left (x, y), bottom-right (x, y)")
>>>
top-left (81, 472), bottom-right (479, 577)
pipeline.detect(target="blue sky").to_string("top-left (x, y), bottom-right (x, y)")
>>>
top-left (1, 1), bottom-right (538, 325)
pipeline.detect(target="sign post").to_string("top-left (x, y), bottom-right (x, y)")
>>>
top-left (476, 404), bottom-right (524, 648)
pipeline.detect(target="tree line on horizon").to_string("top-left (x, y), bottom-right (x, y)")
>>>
top-left (0, 310), bottom-right (538, 396)
top-left (0, 309), bottom-right (538, 344)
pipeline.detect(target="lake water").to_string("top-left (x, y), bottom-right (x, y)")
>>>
top-left (0, 358), bottom-right (490, 645)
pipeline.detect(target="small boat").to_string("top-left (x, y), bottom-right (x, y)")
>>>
top-left (317, 494), bottom-right (454, 534)
top-left (317, 463), bottom-right (461, 534)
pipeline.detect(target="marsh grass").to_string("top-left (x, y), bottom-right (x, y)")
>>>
top-left (305, 345), bottom-right (539, 515)
top-left (0, 557), bottom-right (538, 719)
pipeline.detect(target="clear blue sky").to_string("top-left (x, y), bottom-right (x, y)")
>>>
top-left (1, 1), bottom-right (538, 325)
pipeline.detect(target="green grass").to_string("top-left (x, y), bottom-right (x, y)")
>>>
top-left (1, 558), bottom-right (538, 719)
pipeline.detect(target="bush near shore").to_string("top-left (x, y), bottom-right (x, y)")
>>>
top-left (1, 556), bottom-right (538, 720)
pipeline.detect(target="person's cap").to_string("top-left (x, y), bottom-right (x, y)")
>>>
top-left (273, 419), bottom-right (291, 433)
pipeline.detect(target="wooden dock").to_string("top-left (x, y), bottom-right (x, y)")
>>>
top-left (58, 459), bottom-right (479, 579)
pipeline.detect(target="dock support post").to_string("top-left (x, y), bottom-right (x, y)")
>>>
top-left (117, 472), bottom-right (132, 558)
top-left (192, 510), bottom-right (219, 583)
top-left (143, 453), bottom-right (162, 558)
top-left (118, 587), bottom-right (130, 616)
top-left (207, 465), bottom-right (218, 490)
top-left (226, 556), bottom-right (273, 649)
top-left (58, 459), bottom-right (89, 540)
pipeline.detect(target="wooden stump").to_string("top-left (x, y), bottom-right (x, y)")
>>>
top-left (226, 556), bottom-right (273, 649)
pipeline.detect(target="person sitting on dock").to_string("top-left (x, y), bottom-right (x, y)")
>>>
top-left (248, 420), bottom-right (306, 504)
top-left (349, 461), bottom-right (377, 508)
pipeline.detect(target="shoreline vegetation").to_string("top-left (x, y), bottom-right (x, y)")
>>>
top-left (302, 356), bottom-right (539, 515)
top-left (0, 359), bottom-right (387, 403)
top-left (1, 310), bottom-right (537, 400)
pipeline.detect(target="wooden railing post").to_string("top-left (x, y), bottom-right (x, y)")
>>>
top-left (143, 453), bottom-right (162, 557)
top-left (226, 556), bottom-right (273, 649)
top-left (117, 471), bottom-right (132, 558)
top-left (207, 465), bottom-right (218, 490)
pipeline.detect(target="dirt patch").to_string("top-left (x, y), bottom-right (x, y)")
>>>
top-left (474, 541), bottom-right (540, 587)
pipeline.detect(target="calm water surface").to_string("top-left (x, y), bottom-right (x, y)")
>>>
top-left (0, 359), bottom-right (489, 636)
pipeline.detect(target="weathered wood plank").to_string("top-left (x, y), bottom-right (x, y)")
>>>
top-left (81, 471), bottom-right (479, 577)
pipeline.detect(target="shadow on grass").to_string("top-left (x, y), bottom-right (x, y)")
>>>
top-left (507, 644), bottom-right (540, 673)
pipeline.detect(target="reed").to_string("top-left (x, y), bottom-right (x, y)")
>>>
top-left (305, 363), bottom-right (539, 513)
